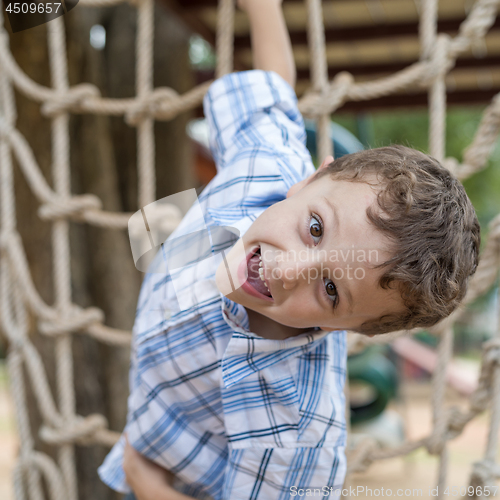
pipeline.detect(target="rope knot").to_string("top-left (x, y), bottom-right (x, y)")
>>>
top-left (125, 87), bottom-right (179, 126)
top-left (299, 72), bottom-right (354, 117)
top-left (38, 306), bottom-right (104, 336)
top-left (425, 410), bottom-right (451, 456)
top-left (38, 194), bottom-right (102, 221)
top-left (447, 405), bottom-right (468, 435)
top-left (425, 434), bottom-right (445, 456)
top-left (469, 460), bottom-right (500, 489)
top-left (41, 84), bottom-right (101, 117)
top-left (325, 71), bottom-right (354, 111)
top-left (452, 0), bottom-right (500, 57)
top-left (421, 34), bottom-right (454, 86)
top-left (40, 414), bottom-right (109, 445)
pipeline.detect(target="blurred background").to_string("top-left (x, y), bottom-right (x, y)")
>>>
top-left (0, 0), bottom-right (499, 499)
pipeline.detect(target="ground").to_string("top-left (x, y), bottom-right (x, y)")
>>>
top-left (0, 361), bottom-right (498, 500)
top-left (348, 381), bottom-right (499, 499)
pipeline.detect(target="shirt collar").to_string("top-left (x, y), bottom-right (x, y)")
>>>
top-left (220, 296), bottom-right (330, 388)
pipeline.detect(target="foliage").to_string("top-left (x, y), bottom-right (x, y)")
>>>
top-left (334, 106), bottom-right (500, 230)
top-left (189, 35), bottom-right (216, 70)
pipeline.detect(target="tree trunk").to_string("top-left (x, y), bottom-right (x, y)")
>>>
top-left (7, 3), bottom-right (194, 498)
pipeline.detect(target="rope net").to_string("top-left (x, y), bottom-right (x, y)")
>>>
top-left (0, 0), bottom-right (499, 498)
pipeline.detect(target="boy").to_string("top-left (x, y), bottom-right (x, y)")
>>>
top-left (98, 0), bottom-right (480, 498)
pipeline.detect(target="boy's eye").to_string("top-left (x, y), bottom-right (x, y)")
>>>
top-left (309, 215), bottom-right (323, 243)
top-left (324, 278), bottom-right (339, 307)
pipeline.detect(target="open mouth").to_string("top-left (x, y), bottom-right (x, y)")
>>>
top-left (245, 246), bottom-right (273, 299)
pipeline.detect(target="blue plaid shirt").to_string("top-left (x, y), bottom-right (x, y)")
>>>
top-left (98, 70), bottom-right (347, 500)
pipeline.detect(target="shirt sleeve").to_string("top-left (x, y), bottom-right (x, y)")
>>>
top-left (199, 71), bottom-right (316, 229)
top-left (203, 70), bottom-right (314, 188)
top-left (97, 334), bottom-right (142, 494)
top-left (97, 435), bottom-right (131, 494)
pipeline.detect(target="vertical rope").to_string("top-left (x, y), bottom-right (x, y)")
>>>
top-left (431, 326), bottom-right (454, 499)
top-left (136, 0), bottom-right (155, 208)
top-left (468, 287), bottom-right (500, 493)
top-left (484, 289), bottom-right (500, 463)
top-left (305, 0), bottom-right (332, 162)
top-left (429, 74), bottom-right (446, 162)
top-left (215, 0), bottom-right (234, 78)
top-left (8, 351), bottom-right (45, 500)
top-left (0, 41), bottom-right (16, 238)
top-left (0, 0), bottom-right (17, 308)
top-left (436, 448), bottom-right (449, 498)
top-left (421, 0), bottom-right (446, 162)
top-left (0, 13), bottom-right (44, 500)
top-left (419, 0), bottom-right (438, 60)
top-left (46, 18), bottom-right (77, 500)
top-left (13, 462), bottom-right (27, 500)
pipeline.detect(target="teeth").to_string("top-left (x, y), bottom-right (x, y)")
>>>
top-left (258, 266), bottom-right (269, 290)
top-left (257, 251), bottom-right (270, 292)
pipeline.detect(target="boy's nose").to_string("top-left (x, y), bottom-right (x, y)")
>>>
top-left (281, 268), bottom-right (296, 290)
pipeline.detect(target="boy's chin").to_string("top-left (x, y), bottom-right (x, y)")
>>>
top-left (318, 326), bottom-right (333, 332)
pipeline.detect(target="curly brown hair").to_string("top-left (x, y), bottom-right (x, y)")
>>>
top-left (314, 145), bottom-right (480, 335)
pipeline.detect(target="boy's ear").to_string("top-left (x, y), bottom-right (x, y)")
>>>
top-left (317, 155), bottom-right (334, 173)
top-left (286, 155), bottom-right (334, 199)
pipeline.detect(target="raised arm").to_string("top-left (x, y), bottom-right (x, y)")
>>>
top-left (238, 0), bottom-right (296, 88)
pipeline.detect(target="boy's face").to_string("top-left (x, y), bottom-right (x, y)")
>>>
top-left (215, 159), bottom-right (404, 333)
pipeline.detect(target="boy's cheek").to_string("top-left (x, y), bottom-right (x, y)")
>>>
top-left (215, 238), bottom-right (248, 296)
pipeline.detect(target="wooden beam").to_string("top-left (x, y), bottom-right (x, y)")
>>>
top-left (160, 0), bottom-right (216, 45)
top-left (164, 0), bottom-right (500, 51)
top-left (161, 0), bottom-right (500, 111)
top-left (177, 0), bottom-right (377, 8)
top-left (338, 89), bottom-right (500, 112)
top-left (195, 54), bottom-right (500, 82)
top-left (238, 17), bottom-right (500, 48)
top-left (293, 55), bottom-right (500, 78)
top-left (233, 17), bottom-right (500, 47)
